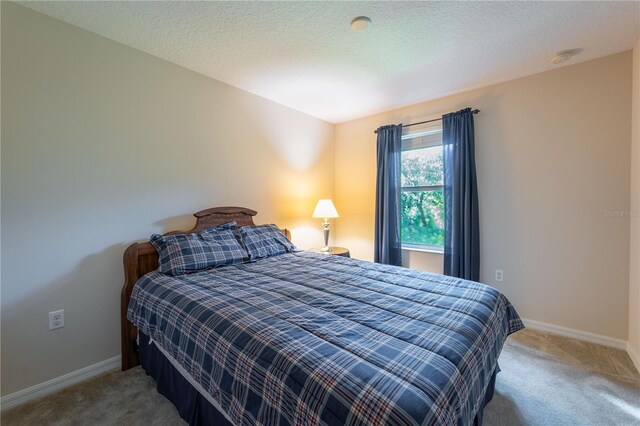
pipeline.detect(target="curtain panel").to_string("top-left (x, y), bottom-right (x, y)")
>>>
top-left (374, 124), bottom-right (403, 266)
top-left (443, 108), bottom-right (480, 281)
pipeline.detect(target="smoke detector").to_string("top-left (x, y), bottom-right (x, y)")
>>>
top-left (351, 16), bottom-right (371, 32)
top-left (550, 50), bottom-right (579, 65)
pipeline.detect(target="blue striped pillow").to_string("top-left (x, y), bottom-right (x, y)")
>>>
top-left (238, 224), bottom-right (296, 261)
top-left (150, 222), bottom-right (247, 275)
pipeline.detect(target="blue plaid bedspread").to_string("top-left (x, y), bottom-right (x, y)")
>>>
top-left (128, 251), bottom-right (523, 426)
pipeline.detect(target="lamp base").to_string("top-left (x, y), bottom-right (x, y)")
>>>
top-left (321, 220), bottom-right (332, 253)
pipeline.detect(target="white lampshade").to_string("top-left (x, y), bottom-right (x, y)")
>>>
top-left (312, 199), bottom-right (339, 219)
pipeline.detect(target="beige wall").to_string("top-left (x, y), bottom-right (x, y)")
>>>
top-left (335, 52), bottom-right (632, 341)
top-left (630, 39), bottom-right (640, 364)
top-left (1, 3), bottom-right (334, 396)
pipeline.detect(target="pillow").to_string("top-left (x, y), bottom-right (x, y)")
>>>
top-left (216, 221), bottom-right (238, 230)
top-left (237, 224), bottom-right (296, 260)
top-left (150, 223), bottom-right (247, 275)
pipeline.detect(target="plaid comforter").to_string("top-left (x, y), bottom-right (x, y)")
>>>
top-left (128, 251), bottom-right (523, 426)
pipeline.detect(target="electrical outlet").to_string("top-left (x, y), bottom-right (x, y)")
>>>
top-left (495, 269), bottom-right (504, 282)
top-left (49, 310), bottom-right (64, 330)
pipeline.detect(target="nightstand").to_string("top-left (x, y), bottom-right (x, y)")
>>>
top-left (308, 247), bottom-right (350, 258)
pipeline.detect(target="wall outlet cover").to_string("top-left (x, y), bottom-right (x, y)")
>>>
top-left (49, 310), bottom-right (64, 330)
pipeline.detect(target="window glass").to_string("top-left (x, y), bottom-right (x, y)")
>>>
top-left (401, 145), bottom-right (443, 187)
top-left (400, 128), bottom-right (444, 250)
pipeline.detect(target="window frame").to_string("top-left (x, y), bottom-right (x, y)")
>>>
top-left (400, 127), bottom-right (445, 253)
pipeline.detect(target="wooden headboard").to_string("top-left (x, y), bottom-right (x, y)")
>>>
top-left (120, 207), bottom-right (290, 371)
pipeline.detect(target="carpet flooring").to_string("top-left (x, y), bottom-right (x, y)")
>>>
top-left (2, 329), bottom-right (639, 425)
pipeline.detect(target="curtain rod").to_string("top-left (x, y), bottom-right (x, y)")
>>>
top-left (373, 108), bottom-right (480, 134)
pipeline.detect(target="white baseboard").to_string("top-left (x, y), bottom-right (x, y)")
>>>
top-left (0, 356), bottom-right (121, 411)
top-left (521, 318), bottom-right (627, 350)
top-left (626, 342), bottom-right (640, 373)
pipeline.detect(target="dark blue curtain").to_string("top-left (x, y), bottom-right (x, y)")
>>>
top-left (374, 124), bottom-right (403, 266)
top-left (443, 108), bottom-right (480, 281)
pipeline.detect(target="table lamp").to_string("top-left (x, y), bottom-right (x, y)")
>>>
top-left (312, 199), bottom-right (339, 252)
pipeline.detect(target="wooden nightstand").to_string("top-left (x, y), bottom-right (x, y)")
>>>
top-left (308, 247), bottom-right (350, 258)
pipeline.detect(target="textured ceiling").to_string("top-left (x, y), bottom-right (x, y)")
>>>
top-left (19, 1), bottom-right (640, 123)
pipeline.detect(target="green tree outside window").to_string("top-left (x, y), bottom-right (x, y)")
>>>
top-left (401, 143), bottom-right (444, 248)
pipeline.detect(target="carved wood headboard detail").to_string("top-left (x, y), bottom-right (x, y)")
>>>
top-left (120, 207), bottom-right (290, 371)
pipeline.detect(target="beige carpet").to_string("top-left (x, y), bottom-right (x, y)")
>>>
top-left (485, 330), bottom-right (639, 425)
top-left (3, 329), bottom-right (639, 425)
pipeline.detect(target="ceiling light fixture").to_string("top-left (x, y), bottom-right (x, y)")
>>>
top-left (351, 16), bottom-right (371, 32)
top-left (550, 49), bottom-right (580, 65)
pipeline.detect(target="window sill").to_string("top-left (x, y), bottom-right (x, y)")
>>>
top-left (402, 245), bottom-right (444, 255)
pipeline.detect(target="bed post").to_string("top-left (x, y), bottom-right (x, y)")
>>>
top-left (121, 243), bottom-right (141, 371)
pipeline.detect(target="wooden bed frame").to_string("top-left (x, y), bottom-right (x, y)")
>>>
top-left (120, 206), bottom-right (290, 371)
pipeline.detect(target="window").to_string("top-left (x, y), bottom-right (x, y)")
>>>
top-left (401, 127), bottom-right (444, 251)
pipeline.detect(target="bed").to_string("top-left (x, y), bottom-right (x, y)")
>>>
top-left (121, 207), bottom-right (523, 426)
